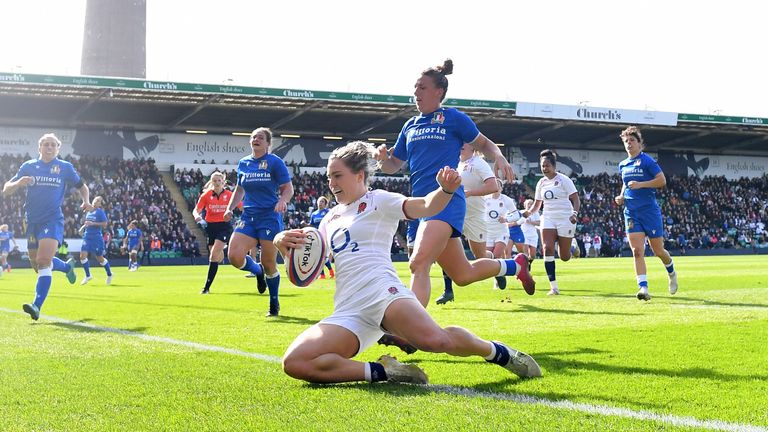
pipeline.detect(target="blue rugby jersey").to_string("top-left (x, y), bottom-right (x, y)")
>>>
top-left (236, 154), bottom-right (292, 216)
top-left (309, 208), bottom-right (329, 229)
top-left (83, 208), bottom-right (107, 237)
top-left (392, 107), bottom-right (479, 198)
top-left (619, 152), bottom-right (663, 212)
top-left (10, 158), bottom-right (81, 223)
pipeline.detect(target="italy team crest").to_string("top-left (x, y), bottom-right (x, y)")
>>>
top-left (259, 160), bottom-right (268, 170)
top-left (431, 112), bottom-right (445, 124)
top-left (50, 164), bottom-right (61, 174)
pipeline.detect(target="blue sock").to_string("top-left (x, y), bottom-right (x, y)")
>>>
top-left (241, 255), bottom-right (263, 276)
top-left (665, 260), bottom-right (675, 274)
top-left (52, 257), bottom-right (68, 272)
top-left (442, 270), bottom-right (453, 293)
top-left (369, 362), bottom-right (387, 382)
top-left (544, 257), bottom-right (556, 282)
top-left (102, 260), bottom-right (112, 276)
top-left (33, 267), bottom-right (53, 309)
top-left (486, 341), bottom-right (510, 366)
top-left (266, 273), bottom-right (280, 307)
top-left (82, 259), bottom-right (91, 277)
top-left (637, 275), bottom-right (648, 289)
top-left (325, 261), bottom-right (333, 271)
top-left (499, 259), bottom-right (519, 276)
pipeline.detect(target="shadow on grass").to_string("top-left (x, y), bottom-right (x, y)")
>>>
top-left (589, 292), bottom-right (768, 309)
top-left (10, 292), bottom-right (299, 315)
top-left (450, 304), bottom-right (641, 316)
top-left (43, 318), bottom-right (150, 335)
top-left (264, 315), bottom-right (317, 325)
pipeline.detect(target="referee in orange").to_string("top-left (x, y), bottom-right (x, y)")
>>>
top-left (194, 171), bottom-right (241, 294)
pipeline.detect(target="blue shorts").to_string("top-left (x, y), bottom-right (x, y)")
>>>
top-left (406, 219), bottom-right (419, 246)
top-left (508, 226), bottom-right (525, 243)
top-left (82, 235), bottom-right (106, 256)
top-left (127, 241), bottom-right (141, 251)
top-left (235, 212), bottom-right (284, 241)
top-left (0, 243), bottom-right (9, 254)
top-left (25, 219), bottom-right (64, 249)
top-left (624, 207), bottom-right (664, 238)
top-left (424, 195), bottom-right (465, 238)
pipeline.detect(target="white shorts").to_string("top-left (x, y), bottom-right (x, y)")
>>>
top-left (522, 227), bottom-right (539, 247)
top-left (319, 275), bottom-right (417, 356)
top-left (130, 249), bottom-right (139, 254)
top-left (463, 215), bottom-right (486, 243)
top-left (541, 215), bottom-right (576, 238)
top-left (485, 227), bottom-right (508, 247)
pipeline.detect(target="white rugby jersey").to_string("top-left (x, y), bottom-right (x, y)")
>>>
top-left (534, 172), bottom-right (578, 218)
top-left (458, 155), bottom-right (495, 222)
top-left (318, 189), bottom-right (406, 304)
top-left (520, 210), bottom-right (541, 239)
top-left (484, 193), bottom-right (517, 237)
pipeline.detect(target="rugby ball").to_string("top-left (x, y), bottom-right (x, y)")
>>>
top-left (287, 227), bottom-right (327, 287)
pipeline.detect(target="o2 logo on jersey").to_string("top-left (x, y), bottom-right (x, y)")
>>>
top-left (330, 227), bottom-right (359, 253)
top-left (488, 210), bottom-right (500, 219)
top-left (544, 190), bottom-right (556, 200)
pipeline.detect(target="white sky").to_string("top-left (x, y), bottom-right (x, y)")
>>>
top-left (1, 0), bottom-right (766, 118)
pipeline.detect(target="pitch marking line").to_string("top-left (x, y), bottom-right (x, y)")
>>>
top-left (2, 307), bottom-right (766, 432)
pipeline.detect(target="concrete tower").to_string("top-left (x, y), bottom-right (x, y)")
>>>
top-left (81, 0), bottom-right (146, 78)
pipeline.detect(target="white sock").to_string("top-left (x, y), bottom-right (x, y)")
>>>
top-left (484, 342), bottom-right (497, 361)
top-left (550, 280), bottom-right (559, 291)
top-left (496, 260), bottom-right (507, 277)
top-left (364, 363), bottom-right (372, 382)
top-left (80, 259), bottom-right (88, 264)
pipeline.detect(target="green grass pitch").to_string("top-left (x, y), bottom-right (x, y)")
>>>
top-left (1, 255), bottom-right (766, 431)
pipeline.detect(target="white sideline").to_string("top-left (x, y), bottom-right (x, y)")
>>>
top-left (2, 307), bottom-right (766, 432)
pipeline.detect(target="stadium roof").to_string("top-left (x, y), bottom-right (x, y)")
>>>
top-left (2, 72), bottom-right (768, 156)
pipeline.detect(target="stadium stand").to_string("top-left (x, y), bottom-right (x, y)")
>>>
top-left (1, 153), bottom-right (200, 260)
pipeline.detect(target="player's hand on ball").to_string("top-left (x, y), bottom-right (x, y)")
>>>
top-left (436, 166), bottom-right (461, 193)
top-left (273, 229), bottom-right (306, 255)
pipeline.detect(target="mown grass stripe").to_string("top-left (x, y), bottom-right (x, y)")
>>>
top-left (2, 307), bottom-right (765, 432)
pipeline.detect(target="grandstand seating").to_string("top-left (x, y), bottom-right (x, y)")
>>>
top-left (1, 154), bottom-right (199, 259)
top-left (4, 153), bottom-right (767, 259)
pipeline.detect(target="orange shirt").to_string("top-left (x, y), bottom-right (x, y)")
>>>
top-left (196, 188), bottom-right (238, 223)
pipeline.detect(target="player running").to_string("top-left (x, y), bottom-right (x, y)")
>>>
top-left (615, 126), bottom-right (678, 300)
top-left (78, 196), bottom-right (113, 285)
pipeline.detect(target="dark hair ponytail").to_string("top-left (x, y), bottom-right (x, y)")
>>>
top-left (421, 59), bottom-right (453, 101)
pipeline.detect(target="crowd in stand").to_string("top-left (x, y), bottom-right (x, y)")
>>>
top-left (5, 152), bottom-right (767, 261)
top-left (574, 172), bottom-right (768, 255)
top-left (173, 162), bottom-right (768, 257)
top-left (1, 153), bottom-right (199, 259)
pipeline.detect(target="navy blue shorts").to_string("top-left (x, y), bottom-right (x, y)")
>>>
top-left (624, 207), bottom-right (664, 238)
top-left (25, 219), bottom-right (64, 249)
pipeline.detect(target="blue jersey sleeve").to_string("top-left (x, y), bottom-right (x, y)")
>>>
top-left (454, 110), bottom-right (481, 144)
top-left (272, 155), bottom-right (292, 185)
top-left (643, 154), bottom-right (662, 178)
top-left (392, 118), bottom-right (415, 162)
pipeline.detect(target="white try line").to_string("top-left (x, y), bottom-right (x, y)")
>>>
top-left (1, 307), bottom-right (766, 432)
